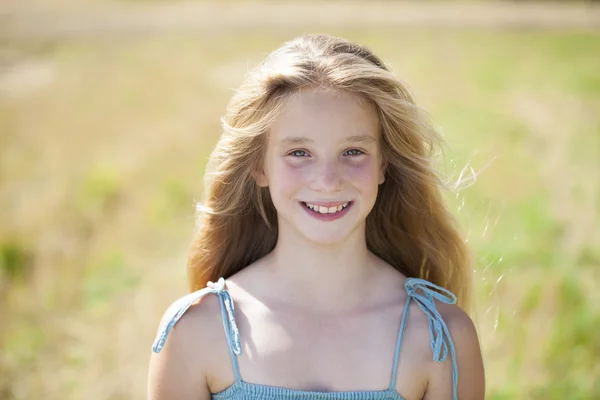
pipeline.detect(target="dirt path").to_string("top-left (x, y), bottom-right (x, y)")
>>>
top-left (1, 1), bottom-right (599, 40)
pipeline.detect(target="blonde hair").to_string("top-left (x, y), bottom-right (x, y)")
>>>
top-left (188, 34), bottom-right (472, 309)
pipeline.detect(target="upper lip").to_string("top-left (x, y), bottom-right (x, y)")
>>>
top-left (302, 201), bottom-right (351, 207)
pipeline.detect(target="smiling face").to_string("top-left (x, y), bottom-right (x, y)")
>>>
top-left (255, 87), bottom-right (386, 245)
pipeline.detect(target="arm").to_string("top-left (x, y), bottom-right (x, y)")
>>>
top-left (423, 305), bottom-right (485, 400)
top-left (147, 306), bottom-right (212, 400)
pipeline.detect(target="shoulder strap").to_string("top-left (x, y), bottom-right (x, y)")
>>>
top-left (388, 289), bottom-right (412, 389)
top-left (389, 278), bottom-right (459, 400)
top-left (151, 278), bottom-right (243, 380)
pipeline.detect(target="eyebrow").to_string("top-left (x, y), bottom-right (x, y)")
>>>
top-left (278, 135), bottom-right (377, 146)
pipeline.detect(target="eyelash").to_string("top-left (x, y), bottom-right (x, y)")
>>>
top-left (288, 149), bottom-right (364, 157)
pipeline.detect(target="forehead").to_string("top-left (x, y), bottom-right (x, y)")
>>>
top-left (269, 87), bottom-right (379, 141)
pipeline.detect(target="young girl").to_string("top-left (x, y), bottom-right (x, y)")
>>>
top-left (148, 34), bottom-right (485, 400)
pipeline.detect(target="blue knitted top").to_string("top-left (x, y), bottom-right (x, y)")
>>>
top-left (152, 277), bottom-right (459, 400)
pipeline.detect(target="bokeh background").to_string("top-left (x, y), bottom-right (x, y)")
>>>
top-left (1, 1), bottom-right (599, 399)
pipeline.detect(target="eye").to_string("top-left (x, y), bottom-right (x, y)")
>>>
top-left (289, 150), bottom-right (309, 157)
top-left (344, 149), bottom-right (364, 156)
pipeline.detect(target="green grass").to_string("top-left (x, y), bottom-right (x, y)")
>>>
top-left (1, 17), bottom-right (599, 400)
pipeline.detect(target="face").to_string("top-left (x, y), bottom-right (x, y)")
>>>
top-left (255, 87), bottom-right (386, 245)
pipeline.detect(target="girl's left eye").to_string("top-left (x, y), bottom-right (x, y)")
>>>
top-left (344, 149), bottom-right (363, 156)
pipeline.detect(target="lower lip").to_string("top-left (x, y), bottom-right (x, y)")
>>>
top-left (300, 202), bottom-right (353, 221)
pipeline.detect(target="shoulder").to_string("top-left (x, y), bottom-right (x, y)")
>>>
top-left (436, 301), bottom-right (483, 370)
top-left (403, 278), bottom-right (477, 342)
top-left (437, 301), bottom-right (479, 343)
top-left (147, 287), bottom-right (226, 399)
top-left (401, 278), bottom-right (484, 399)
top-left (399, 279), bottom-right (479, 360)
top-left (152, 287), bottom-right (225, 354)
top-left (425, 299), bottom-right (485, 400)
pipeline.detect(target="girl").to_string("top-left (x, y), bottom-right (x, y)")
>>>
top-left (148, 34), bottom-right (485, 400)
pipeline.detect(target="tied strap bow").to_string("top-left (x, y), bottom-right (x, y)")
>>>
top-left (405, 278), bottom-right (459, 400)
top-left (208, 278), bottom-right (242, 356)
top-left (152, 277), bottom-right (242, 356)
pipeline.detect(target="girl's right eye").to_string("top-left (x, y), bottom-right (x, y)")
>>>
top-left (289, 150), bottom-right (309, 157)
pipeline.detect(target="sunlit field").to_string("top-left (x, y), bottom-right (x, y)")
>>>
top-left (1, 2), bottom-right (599, 399)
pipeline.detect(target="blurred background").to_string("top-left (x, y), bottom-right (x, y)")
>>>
top-left (1, 0), bottom-right (599, 399)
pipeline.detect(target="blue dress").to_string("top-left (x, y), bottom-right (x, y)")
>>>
top-left (152, 277), bottom-right (459, 400)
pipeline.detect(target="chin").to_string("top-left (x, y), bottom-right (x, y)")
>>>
top-left (294, 221), bottom-right (363, 247)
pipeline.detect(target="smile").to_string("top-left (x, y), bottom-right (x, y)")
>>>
top-left (299, 201), bottom-right (354, 221)
top-left (302, 201), bottom-right (350, 214)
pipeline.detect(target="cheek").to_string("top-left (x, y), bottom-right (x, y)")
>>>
top-left (269, 159), bottom-right (307, 196)
top-left (344, 159), bottom-right (381, 188)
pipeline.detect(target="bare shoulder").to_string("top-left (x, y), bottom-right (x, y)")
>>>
top-left (424, 301), bottom-right (486, 400)
top-left (147, 291), bottom-right (226, 400)
top-left (437, 301), bottom-right (479, 342)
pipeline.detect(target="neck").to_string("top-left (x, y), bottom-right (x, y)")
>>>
top-left (261, 222), bottom-right (381, 310)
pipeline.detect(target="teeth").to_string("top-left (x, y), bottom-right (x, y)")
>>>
top-left (304, 202), bottom-right (349, 214)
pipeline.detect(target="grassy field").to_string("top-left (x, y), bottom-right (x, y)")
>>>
top-left (1, 2), bottom-right (599, 399)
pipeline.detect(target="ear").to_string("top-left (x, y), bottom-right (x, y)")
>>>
top-left (253, 168), bottom-right (268, 187)
top-left (378, 159), bottom-right (387, 185)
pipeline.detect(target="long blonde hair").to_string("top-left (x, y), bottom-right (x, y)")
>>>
top-left (188, 34), bottom-right (472, 308)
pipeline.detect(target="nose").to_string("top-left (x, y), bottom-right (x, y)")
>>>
top-left (310, 160), bottom-right (343, 193)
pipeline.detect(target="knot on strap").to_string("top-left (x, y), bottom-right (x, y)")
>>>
top-left (207, 277), bottom-right (225, 291)
top-left (405, 278), bottom-right (459, 400)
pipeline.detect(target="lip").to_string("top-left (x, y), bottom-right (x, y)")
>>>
top-left (301, 201), bottom-right (351, 207)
